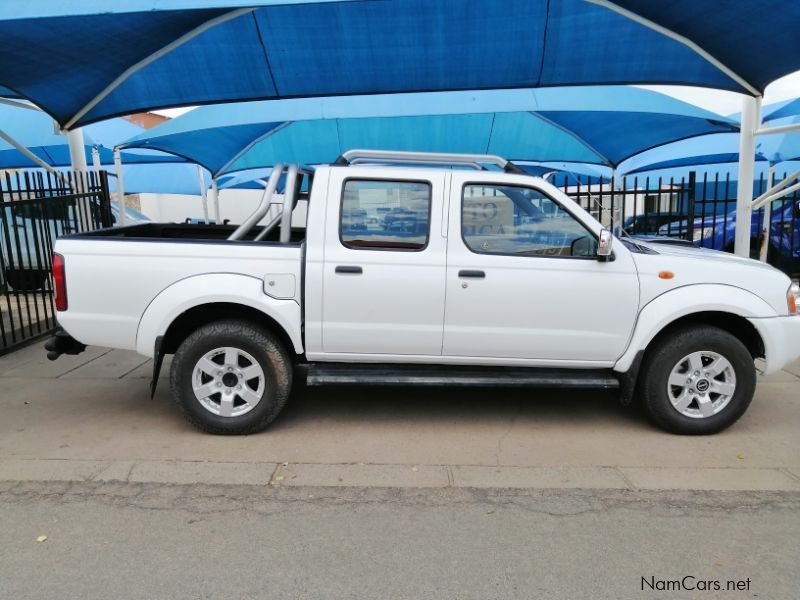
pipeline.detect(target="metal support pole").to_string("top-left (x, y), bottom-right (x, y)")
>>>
top-left (753, 169), bottom-right (800, 209)
top-left (91, 146), bottom-right (101, 172)
top-left (0, 128), bottom-right (69, 184)
top-left (210, 178), bottom-right (220, 224)
top-left (610, 168), bottom-right (621, 234)
top-left (66, 128), bottom-right (88, 172)
top-left (196, 165), bottom-right (209, 224)
top-left (759, 165), bottom-right (775, 263)
top-left (113, 148), bottom-right (127, 227)
top-left (280, 165), bottom-right (299, 243)
top-left (734, 95), bottom-right (762, 257)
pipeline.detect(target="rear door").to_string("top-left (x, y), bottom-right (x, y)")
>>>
top-left (320, 167), bottom-right (448, 356)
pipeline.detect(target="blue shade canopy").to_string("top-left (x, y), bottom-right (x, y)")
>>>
top-left (31, 163), bottom-right (210, 195)
top-left (119, 87), bottom-right (737, 175)
top-left (2, 0), bottom-right (798, 129)
top-left (627, 99), bottom-right (800, 175)
top-left (762, 98), bottom-right (800, 123)
top-left (0, 103), bottom-right (182, 168)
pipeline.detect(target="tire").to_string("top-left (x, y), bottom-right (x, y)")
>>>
top-left (4, 267), bottom-right (47, 292)
top-left (170, 319), bottom-right (293, 435)
top-left (640, 325), bottom-right (756, 435)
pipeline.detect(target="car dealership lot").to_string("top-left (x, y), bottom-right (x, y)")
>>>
top-left (1, 341), bottom-right (799, 491)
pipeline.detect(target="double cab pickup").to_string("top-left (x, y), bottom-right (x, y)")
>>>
top-left (48, 150), bottom-right (800, 435)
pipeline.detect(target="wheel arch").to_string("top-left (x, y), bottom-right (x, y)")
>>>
top-left (136, 273), bottom-right (303, 358)
top-left (615, 284), bottom-right (773, 376)
top-left (160, 302), bottom-right (300, 358)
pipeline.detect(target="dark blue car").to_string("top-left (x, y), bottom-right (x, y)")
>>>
top-left (658, 199), bottom-right (800, 275)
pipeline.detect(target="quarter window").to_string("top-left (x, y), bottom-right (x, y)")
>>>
top-left (341, 179), bottom-right (431, 250)
top-left (462, 184), bottom-right (598, 257)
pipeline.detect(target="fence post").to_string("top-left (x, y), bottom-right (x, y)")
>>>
top-left (686, 171), bottom-right (696, 242)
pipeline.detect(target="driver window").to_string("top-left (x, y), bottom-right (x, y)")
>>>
top-left (462, 184), bottom-right (597, 258)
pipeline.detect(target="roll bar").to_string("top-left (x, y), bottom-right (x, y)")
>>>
top-left (335, 149), bottom-right (527, 174)
top-left (228, 163), bottom-right (284, 241)
top-left (227, 163), bottom-right (310, 242)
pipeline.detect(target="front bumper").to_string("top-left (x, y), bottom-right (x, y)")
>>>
top-left (748, 315), bottom-right (800, 375)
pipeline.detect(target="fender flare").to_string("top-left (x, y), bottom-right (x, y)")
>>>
top-left (614, 284), bottom-right (776, 373)
top-left (135, 273), bottom-right (303, 358)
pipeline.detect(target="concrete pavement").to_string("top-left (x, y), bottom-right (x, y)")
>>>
top-left (2, 342), bottom-right (799, 599)
top-left (1, 341), bottom-right (799, 491)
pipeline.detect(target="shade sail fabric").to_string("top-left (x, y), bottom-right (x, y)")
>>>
top-left (0, 104), bottom-right (182, 168)
top-left (119, 87), bottom-right (737, 175)
top-left (762, 98), bottom-right (800, 123)
top-left (28, 163), bottom-right (210, 195)
top-left (2, 0), bottom-right (798, 128)
top-left (625, 100), bottom-right (800, 175)
top-left (215, 161), bottom-right (611, 191)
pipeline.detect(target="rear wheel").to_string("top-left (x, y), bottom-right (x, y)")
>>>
top-left (170, 319), bottom-right (292, 435)
top-left (640, 325), bottom-right (756, 435)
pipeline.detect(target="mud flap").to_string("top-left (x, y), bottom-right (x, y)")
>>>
top-left (617, 350), bottom-right (644, 407)
top-left (150, 336), bottom-right (165, 398)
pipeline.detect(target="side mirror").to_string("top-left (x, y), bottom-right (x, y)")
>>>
top-left (597, 229), bottom-right (613, 261)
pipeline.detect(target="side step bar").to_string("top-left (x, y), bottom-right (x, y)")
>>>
top-left (305, 363), bottom-right (619, 389)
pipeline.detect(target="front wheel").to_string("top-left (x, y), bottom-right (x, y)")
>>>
top-left (640, 325), bottom-right (756, 435)
top-left (170, 319), bottom-right (293, 435)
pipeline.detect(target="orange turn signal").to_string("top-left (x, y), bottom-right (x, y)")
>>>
top-left (658, 271), bottom-right (674, 280)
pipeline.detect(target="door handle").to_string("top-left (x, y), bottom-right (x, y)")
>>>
top-left (335, 265), bottom-right (363, 274)
top-left (458, 269), bottom-right (485, 278)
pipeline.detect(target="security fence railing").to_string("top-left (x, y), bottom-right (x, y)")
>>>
top-left (1, 170), bottom-right (111, 354)
top-left (559, 170), bottom-right (799, 277)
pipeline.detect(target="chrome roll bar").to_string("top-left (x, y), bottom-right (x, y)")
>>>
top-left (279, 164), bottom-right (299, 243)
top-left (227, 163), bottom-right (284, 241)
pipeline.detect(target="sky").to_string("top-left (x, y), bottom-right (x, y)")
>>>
top-left (638, 70), bottom-right (800, 116)
top-left (154, 70), bottom-right (800, 121)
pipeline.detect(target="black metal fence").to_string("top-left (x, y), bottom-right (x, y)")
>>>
top-left (0, 170), bottom-right (111, 354)
top-left (557, 170), bottom-right (800, 277)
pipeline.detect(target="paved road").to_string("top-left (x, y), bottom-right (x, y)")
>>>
top-left (1, 481), bottom-right (797, 600)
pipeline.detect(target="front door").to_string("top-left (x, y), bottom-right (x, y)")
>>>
top-left (443, 173), bottom-right (639, 363)
top-left (321, 168), bottom-right (448, 356)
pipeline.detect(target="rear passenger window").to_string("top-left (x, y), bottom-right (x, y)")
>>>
top-left (341, 179), bottom-right (431, 250)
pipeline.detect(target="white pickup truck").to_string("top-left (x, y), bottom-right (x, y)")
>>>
top-left (46, 150), bottom-right (800, 436)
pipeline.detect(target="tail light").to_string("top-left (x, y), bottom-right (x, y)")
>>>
top-left (53, 253), bottom-right (67, 311)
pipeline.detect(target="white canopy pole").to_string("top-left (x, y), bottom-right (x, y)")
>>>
top-left (734, 95), bottom-right (762, 257)
top-left (196, 165), bottom-right (210, 224)
top-left (210, 178), bottom-right (220, 224)
top-left (755, 122), bottom-right (800, 136)
top-left (0, 127), bottom-right (69, 183)
top-left (113, 148), bottom-right (127, 227)
top-left (610, 167), bottom-right (620, 233)
top-left (91, 146), bottom-right (101, 172)
top-left (758, 165), bottom-right (775, 263)
top-left (66, 127), bottom-right (88, 172)
top-left (752, 169), bottom-right (800, 208)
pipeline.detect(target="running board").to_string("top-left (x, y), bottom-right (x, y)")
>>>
top-left (305, 363), bottom-right (619, 389)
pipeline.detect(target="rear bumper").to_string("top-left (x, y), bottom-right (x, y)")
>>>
top-left (748, 316), bottom-right (800, 375)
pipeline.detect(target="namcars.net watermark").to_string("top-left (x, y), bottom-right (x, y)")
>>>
top-left (642, 576), bottom-right (752, 593)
